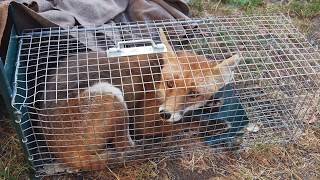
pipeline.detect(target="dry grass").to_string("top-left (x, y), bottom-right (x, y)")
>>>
top-left (77, 127), bottom-right (319, 180)
top-left (1, 122), bottom-right (319, 179)
top-left (0, 121), bottom-right (30, 179)
top-left (1, 1), bottom-right (320, 179)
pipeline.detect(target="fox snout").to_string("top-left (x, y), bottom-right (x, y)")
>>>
top-left (159, 106), bottom-right (183, 122)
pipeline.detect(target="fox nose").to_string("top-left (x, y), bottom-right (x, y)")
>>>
top-left (159, 110), bottom-right (172, 120)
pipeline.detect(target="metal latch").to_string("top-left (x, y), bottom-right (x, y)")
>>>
top-left (107, 39), bottom-right (167, 58)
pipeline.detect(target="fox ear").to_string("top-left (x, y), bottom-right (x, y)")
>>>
top-left (212, 54), bottom-right (240, 84)
top-left (159, 28), bottom-right (177, 64)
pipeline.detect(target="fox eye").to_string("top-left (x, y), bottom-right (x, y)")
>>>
top-left (188, 90), bottom-right (200, 98)
top-left (166, 80), bottom-right (174, 88)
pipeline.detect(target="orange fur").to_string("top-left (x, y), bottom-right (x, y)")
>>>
top-left (42, 91), bottom-right (131, 171)
top-left (157, 29), bottom-right (240, 122)
top-left (134, 28), bottom-right (239, 139)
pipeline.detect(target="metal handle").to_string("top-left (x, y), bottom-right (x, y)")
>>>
top-left (115, 39), bottom-right (161, 51)
top-left (107, 39), bottom-right (166, 57)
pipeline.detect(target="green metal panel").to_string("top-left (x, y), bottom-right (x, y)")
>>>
top-left (1, 27), bottom-right (36, 178)
top-left (5, 28), bottom-right (19, 89)
top-left (0, 57), bottom-right (11, 117)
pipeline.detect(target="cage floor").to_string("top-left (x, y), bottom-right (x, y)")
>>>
top-left (12, 14), bottom-right (320, 176)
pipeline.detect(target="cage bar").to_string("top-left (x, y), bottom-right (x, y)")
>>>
top-left (11, 14), bottom-right (320, 176)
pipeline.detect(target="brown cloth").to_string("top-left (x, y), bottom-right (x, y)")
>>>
top-left (0, 0), bottom-right (191, 61)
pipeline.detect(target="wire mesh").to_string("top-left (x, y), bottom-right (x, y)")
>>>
top-left (12, 14), bottom-right (320, 176)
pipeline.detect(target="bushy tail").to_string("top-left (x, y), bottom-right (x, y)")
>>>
top-left (43, 82), bottom-right (134, 171)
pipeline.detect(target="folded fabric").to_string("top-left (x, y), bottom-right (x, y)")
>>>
top-left (0, 0), bottom-right (191, 60)
top-left (12, 0), bottom-right (190, 27)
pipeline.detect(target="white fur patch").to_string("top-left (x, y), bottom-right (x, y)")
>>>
top-left (222, 72), bottom-right (234, 85)
top-left (86, 82), bottom-right (124, 102)
top-left (127, 128), bottom-right (135, 146)
top-left (183, 101), bottom-right (207, 114)
top-left (167, 112), bottom-right (183, 123)
top-left (86, 82), bottom-right (135, 146)
top-left (159, 106), bottom-right (165, 113)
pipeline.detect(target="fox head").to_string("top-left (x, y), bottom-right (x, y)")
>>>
top-left (157, 29), bottom-right (240, 122)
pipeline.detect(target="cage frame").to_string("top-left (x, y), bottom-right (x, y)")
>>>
top-left (1, 12), bottom-right (319, 178)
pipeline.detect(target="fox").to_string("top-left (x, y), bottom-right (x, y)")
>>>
top-left (40, 51), bottom-right (164, 171)
top-left (40, 28), bottom-right (239, 171)
top-left (134, 29), bottom-right (240, 140)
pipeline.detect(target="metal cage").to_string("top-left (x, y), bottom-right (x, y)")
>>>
top-left (9, 14), bottom-right (320, 177)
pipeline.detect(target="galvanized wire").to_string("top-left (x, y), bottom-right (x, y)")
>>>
top-left (12, 14), bottom-right (320, 176)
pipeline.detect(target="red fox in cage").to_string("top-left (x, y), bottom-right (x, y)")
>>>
top-left (41, 28), bottom-right (240, 171)
top-left (134, 29), bottom-right (240, 139)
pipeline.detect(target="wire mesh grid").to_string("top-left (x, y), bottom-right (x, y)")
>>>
top-left (12, 14), bottom-right (320, 176)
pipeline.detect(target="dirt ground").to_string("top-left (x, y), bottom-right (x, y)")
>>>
top-left (1, 0), bottom-right (320, 179)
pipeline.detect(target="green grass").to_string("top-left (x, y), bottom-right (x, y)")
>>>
top-left (287, 0), bottom-right (320, 18)
top-left (189, 0), bottom-right (205, 16)
top-left (225, 0), bottom-right (265, 13)
top-left (189, 0), bottom-right (320, 35)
